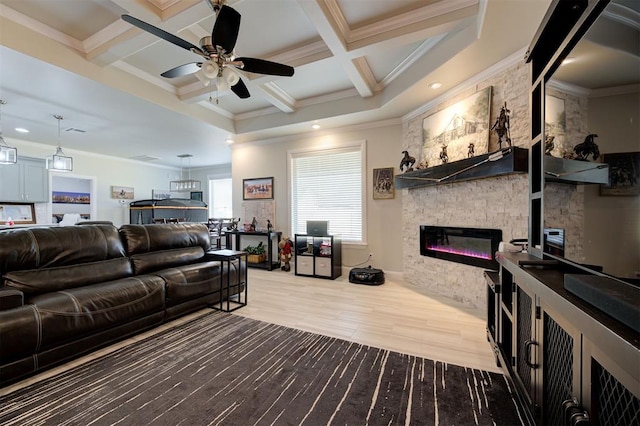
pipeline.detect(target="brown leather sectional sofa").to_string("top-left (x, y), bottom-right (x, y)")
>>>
top-left (0, 223), bottom-right (244, 386)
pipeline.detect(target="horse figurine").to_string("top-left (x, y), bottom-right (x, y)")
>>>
top-left (399, 150), bottom-right (416, 172)
top-left (573, 134), bottom-right (600, 161)
top-left (544, 135), bottom-right (555, 156)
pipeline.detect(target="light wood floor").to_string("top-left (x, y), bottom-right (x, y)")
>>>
top-left (238, 268), bottom-right (500, 373)
top-left (1, 268), bottom-right (499, 396)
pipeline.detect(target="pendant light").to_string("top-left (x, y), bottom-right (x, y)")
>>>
top-left (0, 99), bottom-right (18, 164)
top-left (170, 154), bottom-right (201, 192)
top-left (46, 114), bottom-right (73, 172)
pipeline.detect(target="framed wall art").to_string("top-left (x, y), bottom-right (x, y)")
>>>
top-left (421, 86), bottom-right (492, 165)
top-left (0, 203), bottom-right (36, 224)
top-left (544, 95), bottom-right (567, 156)
top-left (243, 177), bottom-right (273, 200)
top-left (52, 191), bottom-right (91, 204)
top-left (600, 152), bottom-right (640, 196)
top-left (373, 167), bottom-right (395, 199)
top-left (111, 186), bottom-right (134, 200)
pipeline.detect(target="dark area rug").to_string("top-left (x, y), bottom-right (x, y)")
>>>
top-left (0, 312), bottom-right (524, 425)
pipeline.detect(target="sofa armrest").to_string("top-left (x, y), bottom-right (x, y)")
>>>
top-left (0, 286), bottom-right (24, 310)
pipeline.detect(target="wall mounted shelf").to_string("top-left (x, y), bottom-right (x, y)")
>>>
top-left (543, 155), bottom-right (609, 184)
top-left (394, 147), bottom-right (528, 190)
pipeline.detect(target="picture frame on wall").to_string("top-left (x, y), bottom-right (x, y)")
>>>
top-left (243, 177), bottom-right (274, 200)
top-left (0, 203), bottom-right (36, 224)
top-left (111, 186), bottom-right (134, 200)
top-left (422, 86), bottom-right (492, 165)
top-left (600, 152), bottom-right (640, 196)
top-left (373, 167), bottom-right (395, 199)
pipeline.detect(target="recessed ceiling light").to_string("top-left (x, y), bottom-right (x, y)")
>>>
top-left (225, 137), bottom-right (234, 144)
top-left (312, 124), bottom-right (320, 130)
top-left (562, 57), bottom-right (575, 65)
top-left (429, 82), bottom-right (442, 89)
top-left (15, 127), bottom-right (29, 133)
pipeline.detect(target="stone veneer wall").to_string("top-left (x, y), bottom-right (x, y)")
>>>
top-left (402, 61), bottom-right (531, 311)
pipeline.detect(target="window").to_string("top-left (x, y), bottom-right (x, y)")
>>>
top-left (208, 178), bottom-right (232, 218)
top-left (290, 142), bottom-right (365, 243)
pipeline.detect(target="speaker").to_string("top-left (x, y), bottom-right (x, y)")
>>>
top-left (349, 266), bottom-right (385, 285)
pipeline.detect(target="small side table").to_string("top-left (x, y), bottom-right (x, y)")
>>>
top-left (205, 249), bottom-right (248, 312)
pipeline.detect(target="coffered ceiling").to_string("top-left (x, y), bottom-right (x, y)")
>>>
top-left (2, 0), bottom-right (633, 168)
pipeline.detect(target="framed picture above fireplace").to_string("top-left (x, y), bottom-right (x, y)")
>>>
top-left (421, 86), bottom-right (492, 166)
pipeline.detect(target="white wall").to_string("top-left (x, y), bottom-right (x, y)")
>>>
top-left (5, 137), bottom-right (179, 227)
top-left (230, 122), bottom-right (404, 273)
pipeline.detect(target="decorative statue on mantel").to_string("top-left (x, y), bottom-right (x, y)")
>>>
top-left (544, 135), bottom-right (555, 156)
top-left (468, 142), bottom-right (475, 158)
top-left (439, 144), bottom-right (449, 164)
top-left (573, 134), bottom-right (600, 161)
top-left (250, 217), bottom-right (257, 231)
top-left (399, 150), bottom-right (416, 172)
top-left (229, 218), bottom-right (240, 230)
top-left (491, 102), bottom-right (512, 149)
top-left (267, 219), bottom-right (273, 232)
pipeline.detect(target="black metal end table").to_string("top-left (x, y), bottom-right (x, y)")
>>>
top-left (205, 249), bottom-right (248, 312)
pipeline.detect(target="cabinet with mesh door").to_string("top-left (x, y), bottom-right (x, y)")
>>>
top-left (492, 253), bottom-right (639, 426)
top-left (294, 234), bottom-right (341, 279)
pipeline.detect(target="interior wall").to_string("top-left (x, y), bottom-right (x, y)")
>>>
top-left (402, 61), bottom-right (531, 311)
top-left (6, 137), bottom-right (179, 227)
top-left (231, 123), bottom-right (404, 273)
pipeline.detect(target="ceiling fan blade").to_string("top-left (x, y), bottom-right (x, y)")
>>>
top-left (211, 5), bottom-right (241, 53)
top-left (235, 57), bottom-right (294, 77)
top-left (231, 78), bottom-right (250, 99)
top-left (122, 14), bottom-right (204, 54)
top-left (161, 62), bottom-right (202, 78)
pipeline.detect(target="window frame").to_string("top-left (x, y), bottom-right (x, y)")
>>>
top-left (287, 140), bottom-right (367, 245)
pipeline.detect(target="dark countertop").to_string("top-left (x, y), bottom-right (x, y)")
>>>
top-left (497, 252), bottom-right (639, 350)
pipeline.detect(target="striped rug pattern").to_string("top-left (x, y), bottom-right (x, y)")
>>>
top-left (1, 312), bottom-right (523, 425)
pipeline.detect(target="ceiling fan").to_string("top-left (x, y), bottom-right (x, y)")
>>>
top-left (121, 0), bottom-right (294, 99)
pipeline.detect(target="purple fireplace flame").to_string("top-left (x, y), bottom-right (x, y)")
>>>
top-left (420, 226), bottom-right (502, 269)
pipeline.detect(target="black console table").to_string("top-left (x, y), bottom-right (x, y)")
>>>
top-left (225, 230), bottom-right (281, 271)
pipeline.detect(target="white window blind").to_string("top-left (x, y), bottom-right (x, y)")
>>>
top-left (291, 144), bottom-right (364, 243)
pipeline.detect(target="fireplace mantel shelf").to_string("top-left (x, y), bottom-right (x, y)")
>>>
top-left (394, 147), bottom-right (528, 190)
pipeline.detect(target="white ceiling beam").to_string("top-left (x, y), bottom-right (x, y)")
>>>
top-left (297, 0), bottom-right (375, 97)
top-left (259, 83), bottom-right (296, 113)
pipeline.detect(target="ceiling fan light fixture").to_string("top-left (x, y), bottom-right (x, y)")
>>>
top-left (196, 70), bottom-right (212, 86)
top-left (46, 114), bottom-right (73, 172)
top-left (0, 100), bottom-right (18, 165)
top-left (201, 61), bottom-right (219, 79)
top-left (222, 67), bottom-right (240, 86)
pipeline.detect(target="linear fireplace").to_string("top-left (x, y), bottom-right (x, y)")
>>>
top-left (420, 225), bottom-right (503, 270)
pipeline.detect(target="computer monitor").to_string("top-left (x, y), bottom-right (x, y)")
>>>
top-left (306, 220), bottom-right (328, 236)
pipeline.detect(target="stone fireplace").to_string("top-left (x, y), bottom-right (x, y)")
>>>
top-left (401, 60), bottom-right (530, 311)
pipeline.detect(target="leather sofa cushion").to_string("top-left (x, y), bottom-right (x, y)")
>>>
top-left (129, 247), bottom-right (205, 275)
top-left (0, 286), bottom-right (23, 310)
top-left (154, 261), bottom-right (222, 307)
top-left (4, 258), bottom-right (133, 297)
top-left (119, 223), bottom-right (210, 255)
top-left (28, 275), bottom-right (165, 349)
top-left (0, 305), bottom-right (39, 364)
top-left (0, 225), bottom-right (126, 276)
